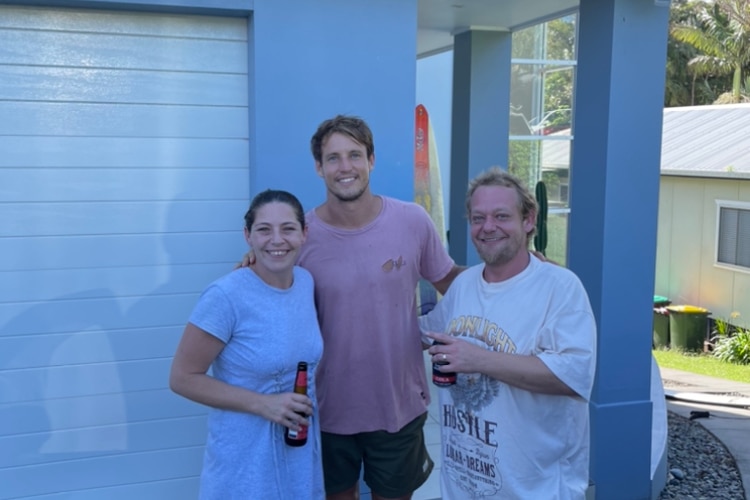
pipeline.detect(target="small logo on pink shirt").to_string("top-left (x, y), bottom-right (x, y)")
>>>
top-left (382, 256), bottom-right (405, 272)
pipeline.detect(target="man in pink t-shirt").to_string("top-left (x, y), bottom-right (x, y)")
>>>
top-left (303, 115), bottom-right (461, 500)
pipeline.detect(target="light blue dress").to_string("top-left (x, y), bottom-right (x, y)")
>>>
top-left (189, 266), bottom-right (324, 499)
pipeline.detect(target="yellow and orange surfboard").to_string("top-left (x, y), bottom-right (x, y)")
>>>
top-left (415, 104), bottom-right (447, 314)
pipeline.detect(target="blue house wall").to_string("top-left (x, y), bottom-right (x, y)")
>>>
top-left (0, 0), bottom-right (420, 497)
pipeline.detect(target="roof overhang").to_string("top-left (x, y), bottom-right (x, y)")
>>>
top-left (417, 0), bottom-right (579, 57)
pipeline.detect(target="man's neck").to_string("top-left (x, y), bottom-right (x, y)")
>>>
top-left (316, 192), bottom-right (382, 229)
top-left (482, 250), bottom-right (531, 283)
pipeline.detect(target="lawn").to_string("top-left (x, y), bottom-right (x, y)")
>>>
top-left (653, 348), bottom-right (750, 384)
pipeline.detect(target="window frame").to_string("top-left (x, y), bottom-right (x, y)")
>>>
top-left (715, 199), bottom-right (750, 273)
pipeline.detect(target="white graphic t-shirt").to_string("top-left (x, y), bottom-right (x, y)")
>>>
top-left (419, 255), bottom-right (596, 499)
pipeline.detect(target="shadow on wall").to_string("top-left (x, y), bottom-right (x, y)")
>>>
top-left (0, 197), bottom-right (217, 496)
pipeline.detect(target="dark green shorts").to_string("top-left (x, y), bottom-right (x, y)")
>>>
top-left (321, 412), bottom-right (434, 498)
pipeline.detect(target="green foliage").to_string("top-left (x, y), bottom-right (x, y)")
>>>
top-left (669, 0), bottom-right (750, 104)
top-left (653, 348), bottom-right (750, 383)
top-left (710, 313), bottom-right (750, 365)
top-left (546, 18), bottom-right (576, 60)
top-left (510, 16), bottom-right (575, 126)
top-left (665, 0), bottom-right (709, 105)
top-left (508, 140), bottom-right (536, 188)
top-left (546, 212), bottom-right (568, 267)
top-left (713, 329), bottom-right (750, 365)
top-left (712, 315), bottom-right (738, 338)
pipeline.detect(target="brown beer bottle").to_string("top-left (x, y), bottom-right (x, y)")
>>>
top-left (432, 341), bottom-right (457, 387)
top-left (284, 362), bottom-right (309, 447)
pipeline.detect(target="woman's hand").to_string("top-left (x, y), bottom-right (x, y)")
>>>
top-left (257, 392), bottom-right (313, 430)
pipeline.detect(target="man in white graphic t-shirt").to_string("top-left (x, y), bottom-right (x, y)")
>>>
top-left (420, 167), bottom-right (596, 500)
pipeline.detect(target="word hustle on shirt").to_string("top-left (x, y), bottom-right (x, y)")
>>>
top-left (443, 405), bottom-right (497, 476)
top-left (443, 404), bottom-right (497, 446)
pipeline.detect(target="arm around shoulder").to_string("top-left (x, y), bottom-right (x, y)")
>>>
top-left (431, 264), bottom-right (466, 296)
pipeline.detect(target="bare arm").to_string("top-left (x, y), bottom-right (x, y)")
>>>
top-left (426, 331), bottom-right (578, 396)
top-left (169, 323), bottom-right (312, 429)
top-left (430, 264), bottom-right (467, 296)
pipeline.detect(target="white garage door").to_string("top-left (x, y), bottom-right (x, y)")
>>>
top-left (0, 5), bottom-right (249, 498)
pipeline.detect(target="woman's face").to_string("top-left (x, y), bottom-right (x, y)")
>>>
top-left (244, 201), bottom-right (307, 286)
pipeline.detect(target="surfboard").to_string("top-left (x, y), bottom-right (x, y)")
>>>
top-left (415, 104), bottom-right (447, 315)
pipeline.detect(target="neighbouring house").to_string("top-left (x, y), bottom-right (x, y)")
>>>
top-left (656, 103), bottom-right (750, 325)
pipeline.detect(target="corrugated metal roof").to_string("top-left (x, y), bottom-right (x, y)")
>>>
top-left (538, 103), bottom-right (750, 178)
top-left (661, 103), bottom-right (750, 175)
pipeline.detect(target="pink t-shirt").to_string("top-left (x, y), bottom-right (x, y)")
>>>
top-left (298, 196), bottom-right (455, 434)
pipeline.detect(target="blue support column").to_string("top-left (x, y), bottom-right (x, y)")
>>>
top-left (449, 30), bottom-right (512, 266)
top-left (570, 1), bottom-right (670, 498)
top-left (250, 0), bottom-right (418, 211)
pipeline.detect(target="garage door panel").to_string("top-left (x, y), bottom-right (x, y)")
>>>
top-left (2, 416), bottom-right (207, 468)
top-left (1, 293), bottom-right (197, 338)
top-left (1, 200), bottom-right (248, 237)
top-left (0, 27), bottom-right (247, 74)
top-left (0, 137), bottom-right (249, 168)
top-left (0, 5), bottom-right (247, 41)
top-left (1, 263), bottom-right (230, 303)
top-left (5, 232), bottom-right (244, 272)
top-left (5, 102), bottom-right (248, 137)
top-left (11, 477), bottom-right (201, 500)
top-left (2, 66), bottom-right (248, 105)
top-left (0, 328), bottom-right (185, 370)
top-left (0, 5), bottom-right (248, 496)
top-left (0, 446), bottom-right (204, 499)
top-left (2, 389), bottom-right (201, 436)
top-left (0, 357), bottom-right (173, 403)
top-left (1, 168), bottom-right (248, 202)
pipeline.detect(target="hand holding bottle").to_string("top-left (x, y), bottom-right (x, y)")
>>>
top-left (255, 392), bottom-right (312, 431)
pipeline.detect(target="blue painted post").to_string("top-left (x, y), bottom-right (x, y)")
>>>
top-left (449, 30), bottom-right (512, 266)
top-left (571, 0), bottom-right (670, 498)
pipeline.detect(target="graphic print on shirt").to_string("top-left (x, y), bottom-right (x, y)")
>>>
top-left (441, 314), bottom-right (516, 498)
top-left (381, 255), bottom-right (405, 272)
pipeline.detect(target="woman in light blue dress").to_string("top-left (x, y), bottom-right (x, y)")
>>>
top-left (170, 190), bottom-right (324, 499)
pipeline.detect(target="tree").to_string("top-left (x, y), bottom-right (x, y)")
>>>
top-left (671, 0), bottom-right (750, 104)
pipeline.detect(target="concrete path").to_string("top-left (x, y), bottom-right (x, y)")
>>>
top-left (659, 367), bottom-right (750, 500)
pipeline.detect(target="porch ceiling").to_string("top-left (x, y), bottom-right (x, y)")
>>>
top-left (417, 0), bottom-right (578, 56)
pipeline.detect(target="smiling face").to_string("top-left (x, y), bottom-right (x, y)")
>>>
top-left (315, 132), bottom-right (374, 203)
top-left (469, 185), bottom-right (535, 269)
top-left (244, 201), bottom-right (307, 288)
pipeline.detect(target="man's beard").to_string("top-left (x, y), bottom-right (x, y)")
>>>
top-left (475, 234), bottom-right (525, 266)
top-left (331, 181), bottom-right (369, 202)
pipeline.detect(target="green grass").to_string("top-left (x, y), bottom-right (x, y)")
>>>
top-left (653, 348), bottom-right (750, 383)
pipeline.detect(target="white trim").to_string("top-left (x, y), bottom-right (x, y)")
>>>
top-left (661, 170), bottom-right (750, 180)
top-left (715, 200), bottom-right (750, 271)
top-left (512, 58), bottom-right (577, 66)
top-left (510, 134), bottom-right (574, 141)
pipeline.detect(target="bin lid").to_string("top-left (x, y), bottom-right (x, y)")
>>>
top-left (665, 305), bottom-right (710, 314)
top-left (654, 295), bottom-right (670, 304)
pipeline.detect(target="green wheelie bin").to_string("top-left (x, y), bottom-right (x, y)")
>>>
top-left (666, 305), bottom-right (711, 351)
top-left (652, 295), bottom-right (671, 348)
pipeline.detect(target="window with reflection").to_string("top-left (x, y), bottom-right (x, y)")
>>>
top-left (509, 15), bottom-right (577, 266)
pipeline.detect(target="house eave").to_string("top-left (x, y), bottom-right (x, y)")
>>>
top-left (661, 169), bottom-right (750, 180)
